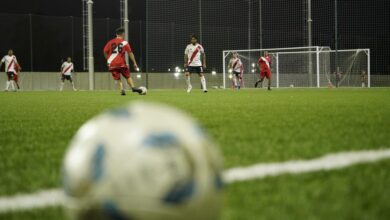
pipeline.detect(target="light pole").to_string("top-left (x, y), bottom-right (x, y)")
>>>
top-left (87, 0), bottom-right (94, 91)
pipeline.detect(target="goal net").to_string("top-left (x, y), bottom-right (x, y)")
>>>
top-left (222, 47), bottom-right (370, 88)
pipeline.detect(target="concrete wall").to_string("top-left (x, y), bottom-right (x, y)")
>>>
top-left (0, 72), bottom-right (389, 91)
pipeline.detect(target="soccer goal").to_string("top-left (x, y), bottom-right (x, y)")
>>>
top-left (222, 47), bottom-right (370, 89)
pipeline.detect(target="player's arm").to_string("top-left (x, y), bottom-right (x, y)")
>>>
top-left (201, 51), bottom-right (206, 69)
top-left (129, 52), bottom-right (138, 70)
top-left (0, 57), bottom-right (4, 69)
top-left (103, 43), bottom-right (110, 60)
top-left (184, 47), bottom-right (189, 67)
top-left (228, 59), bottom-right (232, 69)
top-left (15, 58), bottom-right (21, 71)
top-left (184, 55), bottom-right (188, 68)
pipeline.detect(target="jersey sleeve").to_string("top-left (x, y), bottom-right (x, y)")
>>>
top-left (184, 45), bottom-right (189, 55)
top-left (124, 43), bottom-right (132, 54)
top-left (103, 42), bottom-right (111, 55)
top-left (1, 56), bottom-right (5, 63)
top-left (200, 45), bottom-right (205, 54)
top-left (61, 63), bottom-right (65, 69)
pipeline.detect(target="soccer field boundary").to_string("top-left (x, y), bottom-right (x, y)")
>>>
top-left (1, 148), bottom-right (390, 214)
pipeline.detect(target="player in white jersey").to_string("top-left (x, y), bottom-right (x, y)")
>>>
top-left (228, 52), bottom-right (244, 90)
top-left (60, 57), bottom-right (77, 91)
top-left (184, 35), bottom-right (207, 93)
top-left (0, 49), bottom-right (19, 91)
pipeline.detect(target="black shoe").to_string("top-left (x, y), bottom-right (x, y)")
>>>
top-left (268, 87), bottom-right (272, 91)
top-left (121, 90), bottom-right (126, 96)
top-left (132, 87), bottom-right (142, 94)
top-left (254, 82), bottom-right (258, 88)
top-left (203, 90), bottom-right (208, 93)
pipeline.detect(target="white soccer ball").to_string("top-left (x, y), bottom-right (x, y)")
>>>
top-left (139, 86), bottom-right (147, 95)
top-left (62, 102), bottom-right (223, 220)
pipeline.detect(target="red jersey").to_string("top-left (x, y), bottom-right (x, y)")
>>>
top-left (258, 55), bottom-right (272, 72)
top-left (103, 37), bottom-right (132, 70)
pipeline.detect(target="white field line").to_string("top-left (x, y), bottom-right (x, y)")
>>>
top-left (1, 149), bottom-right (390, 214)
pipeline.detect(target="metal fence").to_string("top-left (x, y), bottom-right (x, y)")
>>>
top-left (0, 0), bottom-right (389, 81)
top-left (145, 0), bottom-right (390, 75)
top-left (0, 13), bottom-right (144, 73)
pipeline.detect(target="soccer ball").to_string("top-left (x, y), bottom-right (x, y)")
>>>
top-left (139, 86), bottom-right (147, 95)
top-left (62, 102), bottom-right (224, 220)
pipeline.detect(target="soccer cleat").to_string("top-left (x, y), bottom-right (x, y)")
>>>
top-left (121, 90), bottom-right (126, 96)
top-left (132, 87), bottom-right (143, 94)
top-left (254, 82), bottom-right (258, 88)
top-left (203, 90), bottom-right (208, 93)
top-left (268, 87), bottom-right (272, 91)
top-left (187, 86), bottom-right (192, 93)
top-left (73, 88), bottom-right (78, 91)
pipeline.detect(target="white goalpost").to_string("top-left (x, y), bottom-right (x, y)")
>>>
top-left (222, 47), bottom-right (370, 89)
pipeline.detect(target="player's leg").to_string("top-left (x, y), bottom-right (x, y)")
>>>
top-left (110, 69), bottom-right (126, 95)
top-left (185, 67), bottom-right (192, 93)
top-left (122, 68), bottom-right (142, 94)
top-left (235, 73), bottom-right (241, 90)
top-left (60, 74), bottom-right (65, 91)
top-left (232, 73), bottom-right (238, 90)
top-left (255, 74), bottom-right (265, 88)
top-left (117, 80), bottom-right (126, 95)
top-left (69, 76), bottom-right (77, 91)
top-left (239, 74), bottom-right (244, 89)
top-left (9, 73), bottom-right (16, 91)
top-left (267, 71), bottom-right (272, 91)
top-left (14, 74), bottom-right (20, 90)
top-left (199, 67), bottom-right (207, 93)
top-left (5, 72), bottom-right (11, 91)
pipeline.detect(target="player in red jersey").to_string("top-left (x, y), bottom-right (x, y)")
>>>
top-left (255, 51), bottom-right (272, 91)
top-left (103, 28), bottom-right (142, 96)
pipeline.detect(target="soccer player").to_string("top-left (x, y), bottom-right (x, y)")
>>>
top-left (184, 35), bottom-right (207, 93)
top-left (103, 27), bottom-right (142, 96)
top-left (0, 49), bottom-right (20, 91)
top-left (255, 51), bottom-right (272, 90)
top-left (228, 52), bottom-right (244, 90)
top-left (60, 57), bottom-right (77, 91)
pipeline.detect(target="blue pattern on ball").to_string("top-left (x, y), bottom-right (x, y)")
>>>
top-left (91, 144), bottom-right (105, 182)
top-left (103, 201), bottom-right (133, 220)
top-left (163, 180), bottom-right (195, 204)
top-left (143, 133), bottom-right (178, 148)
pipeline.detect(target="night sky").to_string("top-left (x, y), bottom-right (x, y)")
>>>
top-left (0, 0), bottom-right (146, 20)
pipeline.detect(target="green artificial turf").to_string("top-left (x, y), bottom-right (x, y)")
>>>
top-left (0, 88), bottom-right (389, 219)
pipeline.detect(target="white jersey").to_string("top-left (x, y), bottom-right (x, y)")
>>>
top-left (230, 57), bottom-right (243, 73)
top-left (61, 62), bottom-right (74, 76)
top-left (1, 55), bottom-right (18, 73)
top-left (185, 43), bottom-right (204, 67)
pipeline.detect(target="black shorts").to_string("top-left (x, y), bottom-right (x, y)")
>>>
top-left (185, 66), bottom-right (204, 74)
top-left (6, 72), bottom-right (14, 80)
top-left (233, 71), bottom-right (242, 78)
top-left (61, 75), bottom-right (73, 82)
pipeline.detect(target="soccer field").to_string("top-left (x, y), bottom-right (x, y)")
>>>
top-left (0, 88), bottom-right (390, 219)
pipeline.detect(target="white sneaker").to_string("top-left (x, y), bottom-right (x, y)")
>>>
top-left (73, 88), bottom-right (78, 91)
top-left (187, 86), bottom-right (192, 93)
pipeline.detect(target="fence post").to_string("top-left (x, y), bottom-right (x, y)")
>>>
top-left (29, 14), bottom-right (34, 72)
top-left (316, 46), bottom-right (320, 88)
top-left (276, 53), bottom-right (279, 88)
